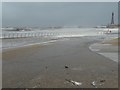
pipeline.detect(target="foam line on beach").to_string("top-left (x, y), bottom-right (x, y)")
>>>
top-left (2, 40), bottom-right (57, 51)
top-left (23, 40), bottom-right (57, 46)
top-left (2, 38), bottom-right (70, 52)
top-left (89, 44), bottom-right (100, 52)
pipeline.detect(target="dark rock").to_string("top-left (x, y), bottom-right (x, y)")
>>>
top-left (100, 80), bottom-right (105, 82)
top-left (65, 65), bottom-right (69, 68)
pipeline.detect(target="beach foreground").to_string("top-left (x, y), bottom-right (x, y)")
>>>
top-left (2, 37), bottom-right (118, 88)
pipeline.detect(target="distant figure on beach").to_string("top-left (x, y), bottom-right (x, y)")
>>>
top-left (107, 29), bottom-right (111, 34)
top-left (110, 30), bottom-right (111, 33)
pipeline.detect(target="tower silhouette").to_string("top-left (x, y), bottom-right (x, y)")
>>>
top-left (111, 12), bottom-right (114, 25)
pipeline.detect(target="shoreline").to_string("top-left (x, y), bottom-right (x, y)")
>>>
top-left (2, 37), bottom-right (68, 52)
top-left (2, 39), bottom-right (57, 52)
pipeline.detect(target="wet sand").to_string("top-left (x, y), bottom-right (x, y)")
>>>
top-left (89, 37), bottom-right (119, 62)
top-left (2, 37), bottom-right (118, 88)
top-left (102, 37), bottom-right (120, 46)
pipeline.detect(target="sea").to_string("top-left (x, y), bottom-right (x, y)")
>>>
top-left (1, 27), bottom-right (119, 51)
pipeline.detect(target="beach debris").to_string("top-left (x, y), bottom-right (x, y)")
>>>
top-left (91, 79), bottom-right (105, 88)
top-left (100, 79), bottom-right (105, 83)
top-left (99, 79), bottom-right (105, 86)
top-left (65, 65), bottom-right (69, 69)
top-left (65, 79), bottom-right (82, 86)
top-left (91, 81), bottom-right (97, 88)
top-left (33, 86), bottom-right (38, 88)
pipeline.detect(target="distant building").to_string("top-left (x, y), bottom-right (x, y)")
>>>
top-left (111, 12), bottom-right (114, 25)
top-left (107, 12), bottom-right (118, 28)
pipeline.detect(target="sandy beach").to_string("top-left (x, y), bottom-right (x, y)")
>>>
top-left (2, 37), bottom-right (118, 88)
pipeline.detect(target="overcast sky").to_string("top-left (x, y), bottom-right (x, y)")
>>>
top-left (2, 2), bottom-right (118, 27)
